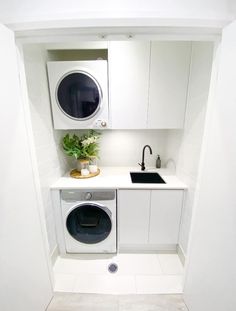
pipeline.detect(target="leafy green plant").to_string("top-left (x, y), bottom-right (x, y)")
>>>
top-left (62, 130), bottom-right (101, 160)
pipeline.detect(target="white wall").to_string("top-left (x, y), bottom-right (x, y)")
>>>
top-left (99, 130), bottom-right (167, 167)
top-left (0, 0), bottom-right (235, 25)
top-left (166, 42), bottom-right (214, 255)
top-left (63, 129), bottom-right (168, 169)
top-left (184, 22), bottom-right (236, 311)
top-left (0, 24), bottom-right (52, 311)
top-left (23, 44), bottom-right (69, 256)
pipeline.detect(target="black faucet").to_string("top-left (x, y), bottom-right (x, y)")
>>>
top-left (139, 145), bottom-right (153, 171)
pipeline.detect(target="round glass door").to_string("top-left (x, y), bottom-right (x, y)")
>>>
top-left (66, 203), bottom-right (112, 244)
top-left (56, 71), bottom-right (101, 120)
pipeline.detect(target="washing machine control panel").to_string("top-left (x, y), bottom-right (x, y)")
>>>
top-left (85, 192), bottom-right (92, 200)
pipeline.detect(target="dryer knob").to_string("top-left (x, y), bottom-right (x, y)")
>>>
top-left (101, 121), bottom-right (107, 128)
top-left (85, 192), bottom-right (92, 200)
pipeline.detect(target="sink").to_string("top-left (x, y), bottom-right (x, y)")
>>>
top-left (130, 172), bottom-right (166, 184)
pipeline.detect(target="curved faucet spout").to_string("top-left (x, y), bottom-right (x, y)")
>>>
top-left (139, 145), bottom-right (153, 171)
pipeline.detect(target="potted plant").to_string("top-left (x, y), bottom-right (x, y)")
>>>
top-left (62, 130), bottom-right (101, 174)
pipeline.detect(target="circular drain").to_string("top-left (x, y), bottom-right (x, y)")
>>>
top-left (108, 263), bottom-right (118, 273)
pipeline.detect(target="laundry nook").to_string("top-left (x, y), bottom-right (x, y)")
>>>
top-left (1, 2), bottom-right (236, 311)
top-left (25, 39), bottom-right (212, 294)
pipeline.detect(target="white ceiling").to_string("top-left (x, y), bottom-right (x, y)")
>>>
top-left (0, 0), bottom-right (235, 27)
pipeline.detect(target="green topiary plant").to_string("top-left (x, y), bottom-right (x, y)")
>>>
top-left (62, 130), bottom-right (101, 160)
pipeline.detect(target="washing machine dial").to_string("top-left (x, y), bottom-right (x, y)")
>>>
top-left (85, 192), bottom-right (92, 200)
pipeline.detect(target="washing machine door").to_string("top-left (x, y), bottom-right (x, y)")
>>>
top-left (56, 71), bottom-right (102, 120)
top-left (66, 203), bottom-right (112, 244)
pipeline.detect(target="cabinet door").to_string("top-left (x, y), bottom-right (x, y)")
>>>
top-left (149, 190), bottom-right (183, 244)
top-left (109, 41), bottom-right (150, 129)
top-left (118, 190), bottom-right (150, 245)
top-left (148, 42), bottom-right (191, 129)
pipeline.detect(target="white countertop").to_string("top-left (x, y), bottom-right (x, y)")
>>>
top-left (51, 167), bottom-right (188, 190)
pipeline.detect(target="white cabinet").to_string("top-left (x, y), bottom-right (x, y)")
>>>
top-left (108, 41), bottom-right (150, 129)
top-left (118, 189), bottom-right (184, 250)
top-left (149, 190), bottom-right (184, 244)
top-left (118, 190), bottom-right (150, 245)
top-left (148, 42), bottom-right (191, 128)
top-left (108, 41), bottom-right (191, 129)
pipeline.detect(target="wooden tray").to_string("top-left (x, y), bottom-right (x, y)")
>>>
top-left (70, 168), bottom-right (100, 179)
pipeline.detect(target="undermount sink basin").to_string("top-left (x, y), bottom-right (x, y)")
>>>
top-left (130, 172), bottom-right (166, 184)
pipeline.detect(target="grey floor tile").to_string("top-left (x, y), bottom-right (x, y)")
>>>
top-left (47, 292), bottom-right (119, 311)
top-left (118, 294), bottom-right (188, 311)
top-left (47, 293), bottom-right (188, 311)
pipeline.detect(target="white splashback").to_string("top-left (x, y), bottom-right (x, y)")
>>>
top-left (99, 130), bottom-right (167, 167)
top-left (63, 129), bottom-right (168, 168)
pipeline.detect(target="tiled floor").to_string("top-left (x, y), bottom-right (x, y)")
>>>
top-left (53, 253), bottom-right (184, 294)
top-left (47, 292), bottom-right (188, 311)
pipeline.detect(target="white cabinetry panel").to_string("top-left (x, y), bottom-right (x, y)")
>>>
top-left (109, 41), bottom-right (150, 129)
top-left (148, 42), bottom-right (191, 128)
top-left (119, 190), bottom-right (150, 245)
top-left (118, 189), bottom-right (183, 250)
top-left (149, 190), bottom-right (184, 244)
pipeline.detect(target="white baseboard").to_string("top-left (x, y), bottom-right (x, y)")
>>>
top-left (119, 244), bottom-right (177, 253)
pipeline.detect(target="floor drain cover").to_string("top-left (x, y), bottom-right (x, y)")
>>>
top-left (108, 263), bottom-right (118, 273)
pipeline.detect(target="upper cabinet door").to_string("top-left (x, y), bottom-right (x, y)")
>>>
top-left (0, 24), bottom-right (53, 311)
top-left (109, 41), bottom-right (150, 129)
top-left (148, 42), bottom-right (191, 129)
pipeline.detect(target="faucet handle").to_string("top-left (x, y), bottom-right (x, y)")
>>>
top-left (138, 163), bottom-right (145, 171)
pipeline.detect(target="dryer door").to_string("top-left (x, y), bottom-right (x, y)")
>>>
top-left (66, 203), bottom-right (112, 244)
top-left (56, 71), bottom-right (102, 120)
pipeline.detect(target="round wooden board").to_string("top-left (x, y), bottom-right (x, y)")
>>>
top-left (70, 168), bottom-right (100, 179)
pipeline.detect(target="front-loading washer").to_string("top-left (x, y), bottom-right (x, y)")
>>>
top-left (61, 189), bottom-right (116, 253)
top-left (47, 60), bottom-right (109, 129)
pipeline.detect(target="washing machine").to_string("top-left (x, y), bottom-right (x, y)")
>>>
top-left (47, 60), bottom-right (109, 129)
top-left (61, 189), bottom-right (116, 253)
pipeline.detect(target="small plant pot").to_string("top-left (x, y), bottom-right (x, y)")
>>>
top-left (77, 159), bottom-right (89, 175)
